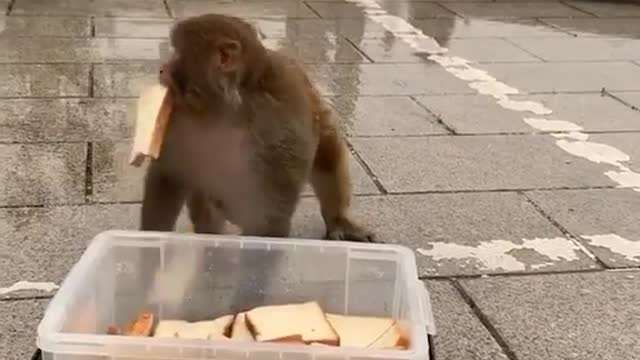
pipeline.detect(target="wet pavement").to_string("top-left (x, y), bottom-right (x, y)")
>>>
top-left (1, 0), bottom-right (640, 359)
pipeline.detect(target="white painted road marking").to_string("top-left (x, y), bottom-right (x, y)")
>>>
top-left (0, 280), bottom-right (59, 295)
top-left (417, 237), bottom-right (584, 272)
top-left (346, 0), bottom-right (640, 192)
top-left (417, 234), bottom-right (640, 271)
top-left (582, 234), bottom-right (640, 262)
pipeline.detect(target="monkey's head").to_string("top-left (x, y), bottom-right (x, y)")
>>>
top-left (161, 14), bottom-right (267, 111)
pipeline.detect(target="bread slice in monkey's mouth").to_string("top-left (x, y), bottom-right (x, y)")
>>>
top-left (129, 83), bottom-right (173, 167)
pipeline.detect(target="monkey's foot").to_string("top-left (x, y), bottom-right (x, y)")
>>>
top-left (326, 218), bottom-right (376, 242)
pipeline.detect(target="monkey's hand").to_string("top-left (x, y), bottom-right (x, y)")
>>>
top-left (326, 218), bottom-right (376, 243)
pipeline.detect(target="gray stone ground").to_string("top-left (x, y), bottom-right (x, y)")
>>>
top-left (1, 0), bottom-right (640, 359)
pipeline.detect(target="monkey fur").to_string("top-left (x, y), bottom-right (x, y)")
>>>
top-left (140, 14), bottom-right (374, 242)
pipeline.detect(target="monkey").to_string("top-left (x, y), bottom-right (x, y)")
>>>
top-left (140, 13), bottom-right (374, 242)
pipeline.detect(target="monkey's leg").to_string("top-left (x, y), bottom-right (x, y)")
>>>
top-left (231, 200), bottom-right (292, 310)
top-left (186, 193), bottom-right (226, 234)
top-left (140, 161), bottom-right (186, 231)
top-left (311, 126), bottom-right (375, 242)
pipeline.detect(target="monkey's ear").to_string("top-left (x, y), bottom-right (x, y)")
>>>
top-left (216, 39), bottom-right (242, 73)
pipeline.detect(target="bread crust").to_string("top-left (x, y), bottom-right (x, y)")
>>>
top-left (129, 84), bottom-right (173, 167)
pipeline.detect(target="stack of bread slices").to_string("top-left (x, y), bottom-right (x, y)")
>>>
top-left (115, 301), bottom-right (410, 350)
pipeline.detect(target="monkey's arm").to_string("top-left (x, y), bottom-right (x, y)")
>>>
top-left (140, 161), bottom-right (186, 231)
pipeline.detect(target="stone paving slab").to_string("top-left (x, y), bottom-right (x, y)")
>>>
top-left (565, 0), bottom-right (640, 17)
top-left (328, 95), bottom-right (448, 136)
top-left (0, 64), bottom-right (90, 98)
top-left (0, 38), bottom-right (170, 63)
top-left (425, 280), bottom-right (509, 360)
top-left (168, 0), bottom-right (318, 19)
top-left (0, 143), bottom-right (86, 207)
top-left (290, 193), bottom-right (599, 276)
top-left (306, 1), bottom-right (457, 19)
top-left (414, 18), bottom-right (570, 39)
top-left (477, 62), bottom-right (640, 93)
top-left (416, 93), bottom-right (640, 134)
top-left (11, 0), bottom-right (169, 17)
top-left (540, 18), bottom-right (640, 38)
top-left (459, 271), bottom-right (640, 360)
top-left (439, 1), bottom-right (593, 19)
top-left (0, 16), bottom-right (90, 36)
top-left (518, 93), bottom-right (640, 132)
top-left (0, 299), bottom-right (49, 360)
top-left (90, 141), bottom-right (147, 203)
top-left (350, 135), bottom-right (615, 193)
top-left (94, 17), bottom-right (173, 38)
top-left (92, 61), bottom-right (160, 97)
top-left (508, 37), bottom-right (640, 62)
top-left (262, 37), bottom-right (367, 63)
top-left (527, 188), bottom-right (640, 268)
top-left (90, 141), bottom-right (378, 203)
top-left (415, 94), bottom-right (535, 134)
top-left (0, 204), bottom-right (140, 287)
top-left (253, 18), bottom-right (398, 40)
top-left (0, 99), bottom-right (134, 142)
top-left (310, 63), bottom-right (474, 96)
top-left (350, 37), bottom-right (541, 63)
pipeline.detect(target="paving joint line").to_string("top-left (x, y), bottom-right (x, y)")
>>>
top-left (0, 140), bottom-right (90, 145)
top-left (420, 267), bottom-right (607, 281)
top-left (434, 2), bottom-right (464, 18)
top-left (503, 59), bottom-right (640, 64)
top-left (88, 63), bottom-right (94, 98)
top-left (0, 186), bottom-right (627, 209)
top-left (303, 1), bottom-right (323, 19)
top-left (558, 0), bottom-right (600, 17)
top-left (603, 88), bottom-right (640, 112)
top-left (0, 294), bottom-right (55, 302)
top-left (384, 185), bottom-right (618, 196)
top-left (536, 18), bottom-right (578, 37)
top-left (163, 0), bottom-right (174, 18)
top-left (409, 95), bottom-right (458, 135)
top-left (90, 15), bottom-right (95, 37)
top-left (0, 201), bottom-right (140, 210)
top-left (500, 37), bottom-right (548, 63)
top-left (346, 129), bottom-right (640, 139)
top-left (344, 37), bottom-right (375, 63)
top-left (5, 0), bottom-right (14, 15)
top-left (521, 192), bottom-right (607, 268)
top-left (7, 13), bottom-right (172, 19)
top-left (84, 142), bottom-right (94, 200)
top-left (450, 280), bottom-right (520, 360)
top-left (345, 140), bottom-right (388, 194)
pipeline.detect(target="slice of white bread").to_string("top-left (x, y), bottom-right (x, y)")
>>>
top-left (129, 83), bottom-right (172, 167)
top-left (245, 301), bottom-right (339, 345)
top-left (153, 320), bottom-right (187, 338)
top-left (231, 312), bottom-right (254, 341)
top-left (177, 314), bottom-right (235, 340)
top-left (325, 314), bottom-right (409, 350)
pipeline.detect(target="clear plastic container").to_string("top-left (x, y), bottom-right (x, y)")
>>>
top-left (37, 230), bottom-right (436, 360)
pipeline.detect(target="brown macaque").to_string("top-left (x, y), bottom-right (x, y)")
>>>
top-left (140, 13), bottom-right (374, 242)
